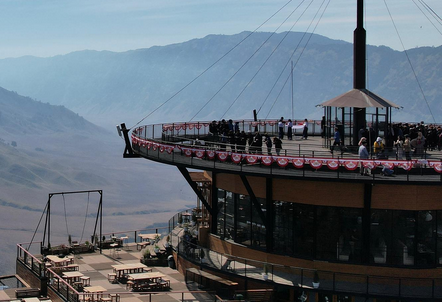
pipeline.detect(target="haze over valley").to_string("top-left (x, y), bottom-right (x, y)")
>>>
top-left (0, 31), bottom-right (440, 274)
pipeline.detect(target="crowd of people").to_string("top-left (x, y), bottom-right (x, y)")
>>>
top-left (207, 117), bottom-right (310, 156)
top-left (204, 119), bottom-right (441, 160)
top-left (357, 122), bottom-right (442, 159)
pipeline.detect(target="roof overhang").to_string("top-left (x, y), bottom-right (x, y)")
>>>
top-left (317, 89), bottom-right (402, 109)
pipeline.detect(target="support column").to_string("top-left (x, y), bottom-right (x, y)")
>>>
top-left (211, 172), bottom-right (218, 234)
top-left (362, 183), bottom-right (372, 263)
top-left (265, 177), bottom-right (274, 253)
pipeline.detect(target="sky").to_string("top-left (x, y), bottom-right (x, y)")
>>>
top-left (0, 0), bottom-right (441, 59)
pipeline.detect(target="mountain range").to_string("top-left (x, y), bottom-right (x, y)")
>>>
top-left (0, 31), bottom-right (440, 128)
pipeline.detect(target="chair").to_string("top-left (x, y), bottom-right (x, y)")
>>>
top-left (107, 273), bottom-right (117, 283)
top-left (81, 276), bottom-right (91, 287)
top-left (110, 294), bottom-right (120, 302)
top-left (126, 280), bottom-right (134, 290)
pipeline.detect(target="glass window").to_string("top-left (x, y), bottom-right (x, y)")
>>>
top-left (251, 198), bottom-right (266, 250)
top-left (216, 189), bottom-right (225, 238)
top-left (273, 201), bottom-right (294, 255)
top-left (416, 210), bottom-right (436, 265)
top-left (392, 211), bottom-right (415, 266)
top-left (316, 207), bottom-right (339, 261)
top-left (294, 203), bottom-right (315, 258)
top-left (237, 194), bottom-right (251, 246)
top-left (370, 210), bottom-right (391, 265)
top-left (224, 192), bottom-right (234, 240)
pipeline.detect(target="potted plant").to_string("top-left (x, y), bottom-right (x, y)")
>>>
top-left (262, 263), bottom-right (269, 281)
top-left (312, 271), bottom-right (320, 288)
top-left (154, 234), bottom-right (161, 243)
top-left (154, 244), bottom-right (160, 253)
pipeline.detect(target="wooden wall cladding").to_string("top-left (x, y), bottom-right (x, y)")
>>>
top-left (216, 173), bottom-right (364, 208)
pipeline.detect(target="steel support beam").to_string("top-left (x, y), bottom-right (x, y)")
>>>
top-left (177, 166), bottom-right (213, 215)
top-left (240, 175), bottom-right (267, 228)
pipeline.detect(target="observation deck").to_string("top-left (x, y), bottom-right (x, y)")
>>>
top-left (128, 119), bottom-right (442, 184)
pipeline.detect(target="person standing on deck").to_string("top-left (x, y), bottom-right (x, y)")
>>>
top-left (286, 119), bottom-right (293, 140)
top-left (302, 119), bottom-right (309, 139)
top-left (273, 137), bottom-right (282, 156)
top-left (358, 138), bottom-right (370, 176)
top-left (330, 127), bottom-right (342, 155)
top-left (278, 117), bottom-right (285, 139)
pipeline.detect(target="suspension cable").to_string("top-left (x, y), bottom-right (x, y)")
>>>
top-left (261, 0), bottom-right (330, 118)
top-left (129, 0), bottom-right (294, 130)
top-left (413, 0), bottom-right (442, 34)
top-left (383, 0), bottom-right (436, 123)
top-left (27, 202), bottom-right (49, 251)
top-left (219, 0), bottom-right (308, 120)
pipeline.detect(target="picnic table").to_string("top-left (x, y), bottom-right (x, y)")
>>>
top-left (111, 263), bottom-right (152, 279)
top-left (46, 255), bottom-right (74, 268)
top-left (62, 271), bottom-right (84, 285)
top-left (138, 233), bottom-right (159, 242)
top-left (83, 285), bottom-right (107, 301)
top-left (127, 272), bottom-right (169, 291)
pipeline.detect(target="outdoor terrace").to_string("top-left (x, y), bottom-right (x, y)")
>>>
top-left (129, 120), bottom-right (442, 184)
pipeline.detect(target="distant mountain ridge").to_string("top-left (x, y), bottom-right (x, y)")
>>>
top-left (0, 31), bottom-right (440, 126)
top-left (0, 86), bottom-right (102, 136)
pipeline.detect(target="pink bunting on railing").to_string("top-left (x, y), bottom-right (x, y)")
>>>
top-left (326, 159), bottom-right (340, 170)
top-left (341, 160), bottom-right (358, 171)
top-left (159, 145), bottom-right (165, 153)
top-left (267, 121), bottom-right (277, 126)
top-left (217, 151), bottom-right (229, 162)
top-left (207, 150), bottom-right (216, 159)
top-left (251, 122), bottom-right (258, 127)
top-left (362, 160), bottom-right (376, 170)
top-left (231, 153), bottom-right (242, 164)
top-left (292, 158), bottom-right (304, 168)
top-left (397, 161), bottom-right (413, 171)
top-left (429, 161), bottom-right (442, 173)
top-left (308, 159), bottom-right (323, 170)
top-left (166, 146), bottom-right (174, 154)
top-left (196, 123), bottom-right (203, 129)
top-left (379, 161), bottom-right (394, 169)
top-left (182, 148), bottom-right (192, 157)
top-left (261, 156), bottom-right (273, 166)
top-left (195, 150), bottom-right (205, 158)
top-left (140, 140), bottom-right (147, 148)
top-left (276, 157), bottom-right (290, 167)
top-left (246, 155), bottom-right (259, 164)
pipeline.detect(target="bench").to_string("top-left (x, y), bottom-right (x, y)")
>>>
top-left (136, 242), bottom-right (150, 250)
top-left (15, 288), bottom-right (40, 299)
top-left (186, 267), bottom-right (238, 290)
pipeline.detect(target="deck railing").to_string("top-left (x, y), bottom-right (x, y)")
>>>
top-left (170, 223), bottom-right (442, 300)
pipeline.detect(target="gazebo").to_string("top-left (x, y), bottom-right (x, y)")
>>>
top-left (318, 88), bottom-right (401, 148)
top-left (317, 0), bottom-right (401, 148)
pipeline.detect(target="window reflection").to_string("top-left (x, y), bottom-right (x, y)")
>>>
top-left (216, 188), bottom-right (442, 268)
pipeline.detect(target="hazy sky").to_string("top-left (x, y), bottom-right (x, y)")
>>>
top-left (0, 0), bottom-right (441, 59)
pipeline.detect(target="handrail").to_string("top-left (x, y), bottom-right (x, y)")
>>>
top-left (171, 224), bottom-right (442, 300)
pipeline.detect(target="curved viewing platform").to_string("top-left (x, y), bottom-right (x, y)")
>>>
top-left (129, 120), bottom-right (442, 184)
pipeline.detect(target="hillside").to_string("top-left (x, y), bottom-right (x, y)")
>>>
top-left (0, 87), bottom-right (194, 274)
top-left (0, 32), bottom-right (440, 127)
